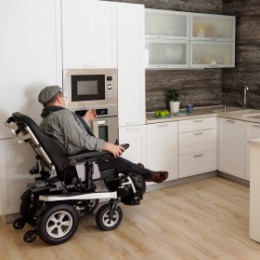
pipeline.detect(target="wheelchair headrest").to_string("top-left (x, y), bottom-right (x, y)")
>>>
top-left (12, 112), bottom-right (70, 173)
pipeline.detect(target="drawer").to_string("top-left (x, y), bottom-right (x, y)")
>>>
top-left (179, 150), bottom-right (217, 178)
top-left (179, 129), bottom-right (217, 155)
top-left (178, 117), bottom-right (217, 133)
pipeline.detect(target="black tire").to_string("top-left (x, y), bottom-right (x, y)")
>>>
top-left (36, 204), bottom-right (79, 245)
top-left (23, 230), bottom-right (37, 243)
top-left (96, 203), bottom-right (123, 231)
top-left (13, 218), bottom-right (26, 230)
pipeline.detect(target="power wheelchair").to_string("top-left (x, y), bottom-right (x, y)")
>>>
top-left (5, 112), bottom-right (146, 245)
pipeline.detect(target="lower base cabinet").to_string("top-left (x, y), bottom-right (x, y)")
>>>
top-left (178, 117), bottom-right (217, 178)
top-left (0, 139), bottom-right (35, 217)
top-left (119, 125), bottom-right (146, 165)
top-left (179, 150), bottom-right (216, 178)
top-left (245, 122), bottom-right (260, 180)
top-left (146, 122), bottom-right (178, 181)
top-left (218, 118), bottom-right (245, 179)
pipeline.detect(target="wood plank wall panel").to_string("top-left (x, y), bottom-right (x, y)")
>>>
top-left (222, 0), bottom-right (260, 108)
top-left (110, 0), bottom-right (223, 111)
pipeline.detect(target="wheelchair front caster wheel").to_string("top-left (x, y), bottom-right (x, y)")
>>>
top-left (96, 203), bottom-right (123, 231)
top-left (13, 218), bottom-right (26, 230)
top-left (24, 230), bottom-right (37, 243)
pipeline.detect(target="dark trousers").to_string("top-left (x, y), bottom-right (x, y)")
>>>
top-left (97, 157), bottom-right (153, 179)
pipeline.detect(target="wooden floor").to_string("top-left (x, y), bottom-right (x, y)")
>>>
top-left (1, 177), bottom-right (260, 260)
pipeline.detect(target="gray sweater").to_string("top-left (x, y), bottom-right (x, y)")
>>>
top-left (39, 109), bottom-right (105, 155)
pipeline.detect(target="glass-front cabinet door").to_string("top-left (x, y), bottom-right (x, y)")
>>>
top-left (190, 41), bottom-right (235, 68)
top-left (190, 13), bottom-right (235, 41)
top-left (145, 39), bottom-right (189, 69)
top-left (145, 9), bottom-right (189, 39)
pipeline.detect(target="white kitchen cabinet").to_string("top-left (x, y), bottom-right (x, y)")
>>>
top-left (190, 13), bottom-right (235, 41)
top-left (245, 122), bottom-right (260, 180)
top-left (190, 41), bottom-right (235, 68)
top-left (117, 3), bottom-right (145, 127)
top-left (178, 117), bottom-right (217, 178)
top-left (145, 8), bottom-right (236, 69)
top-left (145, 9), bottom-right (189, 40)
top-left (145, 39), bottom-right (189, 69)
top-left (190, 13), bottom-right (235, 68)
top-left (146, 122), bottom-right (178, 181)
top-left (145, 9), bottom-right (189, 69)
top-left (218, 118), bottom-right (245, 179)
top-left (119, 125), bottom-right (146, 165)
top-left (0, 0), bottom-right (62, 138)
top-left (0, 139), bottom-right (35, 218)
top-left (0, 0), bottom-right (62, 219)
top-left (61, 0), bottom-right (117, 69)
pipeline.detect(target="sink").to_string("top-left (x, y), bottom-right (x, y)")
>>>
top-left (227, 109), bottom-right (260, 116)
top-left (213, 108), bottom-right (260, 118)
top-left (242, 113), bottom-right (260, 119)
top-left (213, 108), bottom-right (259, 114)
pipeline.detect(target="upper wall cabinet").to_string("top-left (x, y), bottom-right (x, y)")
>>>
top-left (190, 13), bottom-right (236, 68)
top-left (145, 9), bottom-right (189, 69)
top-left (145, 9), bottom-right (189, 40)
top-left (190, 13), bottom-right (235, 41)
top-left (61, 0), bottom-right (117, 69)
top-left (145, 39), bottom-right (189, 69)
top-left (145, 9), bottom-right (236, 69)
top-left (190, 41), bottom-right (235, 68)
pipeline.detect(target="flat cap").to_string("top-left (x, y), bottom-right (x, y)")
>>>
top-left (38, 85), bottom-right (61, 105)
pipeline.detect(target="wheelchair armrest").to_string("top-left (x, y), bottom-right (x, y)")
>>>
top-left (67, 150), bottom-right (113, 162)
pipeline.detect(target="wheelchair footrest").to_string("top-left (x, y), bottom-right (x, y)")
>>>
top-left (121, 193), bottom-right (143, 206)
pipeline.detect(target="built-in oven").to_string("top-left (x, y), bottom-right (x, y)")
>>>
top-left (75, 108), bottom-right (118, 143)
top-left (63, 69), bottom-right (118, 143)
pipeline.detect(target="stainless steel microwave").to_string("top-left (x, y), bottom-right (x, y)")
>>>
top-left (62, 69), bottom-right (118, 111)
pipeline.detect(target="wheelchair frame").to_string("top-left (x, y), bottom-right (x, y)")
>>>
top-left (5, 112), bottom-right (143, 245)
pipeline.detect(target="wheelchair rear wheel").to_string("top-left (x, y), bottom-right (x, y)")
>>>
top-left (96, 203), bottom-right (123, 231)
top-left (36, 204), bottom-right (79, 245)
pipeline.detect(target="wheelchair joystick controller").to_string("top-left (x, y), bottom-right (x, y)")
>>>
top-left (120, 143), bottom-right (130, 150)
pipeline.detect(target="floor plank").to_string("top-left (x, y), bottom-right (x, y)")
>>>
top-left (0, 177), bottom-right (259, 260)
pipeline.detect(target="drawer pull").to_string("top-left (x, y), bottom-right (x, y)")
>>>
top-left (193, 154), bottom-right (203, 158)
top-left (253, 124), bottom-right (260, 128)
top-left (226, 119), bottom-right (235, 123)
top-left (193, 120), bottom-right (203, 123)
top-left (157, 124), bottom-right (169, 127)
top-left (193, 132), bottom-right (203, 136)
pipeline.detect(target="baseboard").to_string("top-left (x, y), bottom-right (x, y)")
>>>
top-left (146, 171), bottom-right (217, 192)
top-left (1, 213), bottom-right (20, 224)
top-left (217, 171), bottom-right (249, 186)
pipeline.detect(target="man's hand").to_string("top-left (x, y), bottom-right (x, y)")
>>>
top-left (104, 142), bottom-right (125, 158)
top-left (82, 109), bottom-right (97, 122)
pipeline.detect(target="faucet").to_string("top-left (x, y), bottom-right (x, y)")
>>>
top-left (243, 82), bottom-right (249, 109)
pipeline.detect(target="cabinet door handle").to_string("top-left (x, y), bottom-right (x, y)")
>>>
top-left (193, 153), bottom-right (203, 158)
top-left (193, 132), bottom-right (203, 136)
top-left (125, 127), bottom-right (139, 131)
top-left (126, 121), bottom-right (140, 125)
top-left (157, 124), bottom-right (169, 127)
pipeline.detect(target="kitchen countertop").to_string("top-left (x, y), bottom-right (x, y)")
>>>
top-left (146, 105), bottom-right (260, 124)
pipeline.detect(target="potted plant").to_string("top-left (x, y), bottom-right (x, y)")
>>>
top-left (167, 88), bottom-right (180, 113)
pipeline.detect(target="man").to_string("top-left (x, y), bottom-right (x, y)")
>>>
top-left (38, 85), bottom-right (168, 183)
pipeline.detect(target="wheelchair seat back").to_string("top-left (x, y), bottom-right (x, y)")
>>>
top-left (12, 112), bottom-right (70, 177)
